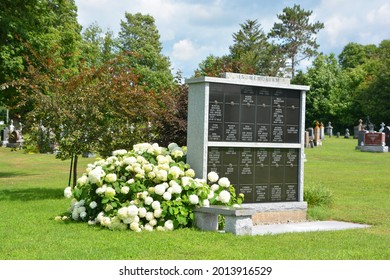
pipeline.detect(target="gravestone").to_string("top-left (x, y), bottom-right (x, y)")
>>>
top-left (304, 131), bottom-right (310, 148)
top-left (355, 130), bottom-right (368, 150)
top-left (383, 126), bottom-right (390, 147)
top-left (326, 122), bottom-right (333, 138)
top-left (6, 119), bottom-right (23, 148)
top-left (354, 119), bottom-right (364, 139)
top-left (306, 128), bottom-right (313, 140)
top-left (379, 122), bottom-right (386, 132)
top-left (365, 117), bottom-right (375, 132)
top-left (360, 132), bottom-right (388, 152)
top-left (344, 128), bottom-right (350, 139)
top-left (320, 122), bottom-right (325, 140)
top-left (186, 72), bottom-right (309, 224)
top-left (1, 127), bottom-right (9, 147)
top-left (306, 128), bottom-right (314, 148)
top-left (314, 122), bottom-right (321, 146)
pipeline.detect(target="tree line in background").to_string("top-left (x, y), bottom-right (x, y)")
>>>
top-left (0, 1), bottom-right (389, 182)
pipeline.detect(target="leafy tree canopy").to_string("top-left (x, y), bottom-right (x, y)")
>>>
top-left (118, 13), bottom-right (174, 91)
top-left (0, 0), bottom-right (82, 108)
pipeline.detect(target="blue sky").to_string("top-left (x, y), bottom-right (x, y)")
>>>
top-left (74, 0), bottom-right (390, 78)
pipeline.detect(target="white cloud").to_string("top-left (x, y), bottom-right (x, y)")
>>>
top-left (172, 39), bottom-right (196, 61)
top-left (323, 16), bottom-right (358, 47)
top-left (367, 3), bottom-right (390, 24)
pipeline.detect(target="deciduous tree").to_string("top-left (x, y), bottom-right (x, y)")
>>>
top-left (0, 0), bottom-right (82, 108)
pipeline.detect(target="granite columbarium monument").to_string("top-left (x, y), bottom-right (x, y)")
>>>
top-left (186, 73), bottom-right (310, 226)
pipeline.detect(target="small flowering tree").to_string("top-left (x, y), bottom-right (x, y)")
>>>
top-left (61, 143), bottom-right (243, 231)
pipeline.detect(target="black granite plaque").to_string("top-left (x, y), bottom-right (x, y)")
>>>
top-left (240, 124), bottom-right (255, 142)
top-left (224, 102), bottom-right (240, 123)
top-left (272, 126), bottom-right (284, 142)
top-left (286, 90), bottom-right (300, 107)
top-left (225, 123), bottom-right (239, 141)
top-left (208, 123), bottom-right (223, 141)
top-left (241, 86), bottom-right (257, 96)
top-left (240, 103), bottom-right (256, 124)
top-left (285, 149), bottom-right (299, 183)
top-left (257, 105), bottom-right (271, 124)
top-left (225, 87), bottom-right (241, 103)
top-left (238, 185), bottom-right (254, 203)
top-left (284, 184), bottom-right (298, 201)
top-left (270, 184), bottom-right (282, 201)
top-left (209, 87), bottom-right (224, 103)
top-left (272, 107), bottom-right (285, 125)
top-left (255, 148), bottom-right (269, 165)
top-left (207, 148), bottom-right (222, 174)
top-left (285, 126), bottom-right (299, 143)
top-left (209, 102), bottom-right (223, 122)
top-left (256, 124), bottom-right (270, 142)
top-left (254, 148), bottom-right (270, 184)
top-left (272, 90), bottom-right (285, 106)
top-left (223, 147), bottom-right (239, 163)
top-left (239, 148), bottom-right (254, 185)
top-left (255, 185), bottom-right (269, 202)
top-left (257, 88), bottom-right (271, 105)
top-left (286, 106), bottom-right (300, 125)
top-left (222, 148), bottom-right (239, 185)
top-left (270, 149), bottom-right (284, 183)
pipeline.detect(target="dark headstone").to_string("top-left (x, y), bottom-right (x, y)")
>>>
top-left (382, 126), bottom-right (390, 147)
top-left (9, 130), bottom-right (20, 143)
top-left (357, 130), bottom-right (368, 147)
top-left (306, 128), bottom-right (314, 140)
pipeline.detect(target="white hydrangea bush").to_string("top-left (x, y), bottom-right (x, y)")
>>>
top-left (61, 143), bottom-right (243, 232)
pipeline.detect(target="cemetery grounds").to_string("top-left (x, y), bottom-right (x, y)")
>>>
top-left (0, 137), bottom-right (389, 260)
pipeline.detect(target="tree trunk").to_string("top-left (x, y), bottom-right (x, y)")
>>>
top-left (68, 154), bottom-right (74, 187)
top-left (291, 55), bottom-right (296, 78)
top-left (72, 154), bottom-right (78, 187)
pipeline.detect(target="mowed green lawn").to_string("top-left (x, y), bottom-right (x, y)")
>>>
top-left (0, 137), bottom-right (389, 260)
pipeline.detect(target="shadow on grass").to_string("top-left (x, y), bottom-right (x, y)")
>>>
top-left (0, 188), bottom-right (64, 201)
top-left (0, 171), bottom-right (37, 178)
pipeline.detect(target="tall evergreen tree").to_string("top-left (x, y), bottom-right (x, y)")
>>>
top-left (269, 4), bottom-right (324, 78)
top-left (230, 19), bottom-right (284, 76)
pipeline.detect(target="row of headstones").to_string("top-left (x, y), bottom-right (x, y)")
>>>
top-left (304, 120), bottom-right (390, 149)
top-left (305, 121), bottom-right (334, 148)
top-left (0, 120), bottom-right (23, 148)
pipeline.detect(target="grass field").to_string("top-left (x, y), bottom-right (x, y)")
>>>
top-left (0, 137), bottom-right (389, 260)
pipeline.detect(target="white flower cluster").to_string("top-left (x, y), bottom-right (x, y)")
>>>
top-left (69, 199), bottom-right (87, 220)
top-left (62, 143), bottom-right (239, 232)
